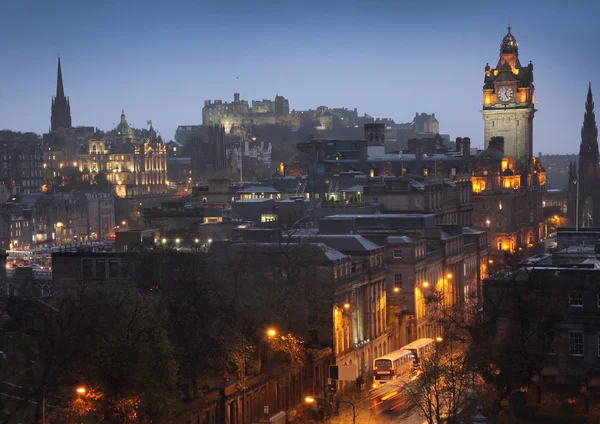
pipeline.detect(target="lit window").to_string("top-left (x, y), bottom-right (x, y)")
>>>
top-left (393, 249), bottom-right (402, 259)
top-left (569, 292), bottom-right (583, 307)
top-left (569, 332), bottom-right (584, 356)
top-left (260, 214), bottom-right (277, 223)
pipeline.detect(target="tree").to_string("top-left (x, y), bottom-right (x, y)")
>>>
top-left (424, 258), bottom-right (562, 423)
top-left (402, 339), bottom-right (475, 424)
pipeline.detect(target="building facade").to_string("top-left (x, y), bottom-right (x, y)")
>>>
top-left (79, 111), bottom-right (169, 198)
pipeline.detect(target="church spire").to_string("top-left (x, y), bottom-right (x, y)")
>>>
top-left (56, 56), bottom-right (65, 98)
top-left (50, 56), bottom-right (72, 131)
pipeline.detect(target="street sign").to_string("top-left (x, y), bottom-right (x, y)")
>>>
top-left (329, 365), bottom-right (357, 381)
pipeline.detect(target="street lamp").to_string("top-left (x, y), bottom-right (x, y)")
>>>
top-left (267, 328), bottom-right (277, 338)
top-left (422, 281), bottom-right (429, 288)
top-left (343, 303), bottom-right (351, 310)
top-left (447, 273), bottom-right (453, 279)
top-left (305, 395), bottom-right (356, 424)
top-left (42, 385), bottom-right (87, 424)
top-left (436, 336), bottom-right (443, 342)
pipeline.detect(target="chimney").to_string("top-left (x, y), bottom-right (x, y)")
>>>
top-left (489, 136), bottom-right (505, 153)
top-left (415, 143), bottom-right (424, 162)
top-left (462, 137), bottom-right (471, 162)
top-left (456, 137), bottom-right (463, 154)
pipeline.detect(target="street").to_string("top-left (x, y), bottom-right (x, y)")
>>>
top-left (324, 381), bottom-right (426, 424)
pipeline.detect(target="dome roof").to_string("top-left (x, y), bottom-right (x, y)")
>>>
top-left (500, 26), bottom-right (518, 55)
top-left (116, 109), bottom-right (133, 137)
top-left (473, 146), bottom-right (505, 164)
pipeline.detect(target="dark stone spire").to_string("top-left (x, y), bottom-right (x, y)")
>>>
top-left (51, 56), bottom-right (72, 131)
top-left (56, 56), bottom-right (65, 98)
top-left (583, 83), bottom-right (597, 140)
top-left (579, 83), bottom-right (599, 179)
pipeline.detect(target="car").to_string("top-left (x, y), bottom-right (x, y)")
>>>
top-left (29, 264), bottom-right (44, 270)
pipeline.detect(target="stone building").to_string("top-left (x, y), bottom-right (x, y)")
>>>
top-left (481, 26), bottom-right (535, 162)
top-left (470, 136), bottom-right (545, 256)
top-left (316, 214), bottom-right (489, 347)
top-left (0, 131), bottom-right (44, 194)
top-left (485, 238), bottom-right (600, 418)
top-left (189, 124), bottom-right (227, 181)
top-left (202, 93), bottom-right (291, 132)
top-left (78, 110), bottom-right (169, 198)
top-left (85, 192), bottom-right (116, 240)
top-left (363, 175), bottom-right (473, 227)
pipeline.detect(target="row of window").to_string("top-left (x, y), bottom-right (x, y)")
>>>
top-left (568, 292), bottom-right (600, 308)
top-left (568, 333), bottom-right (600, 357)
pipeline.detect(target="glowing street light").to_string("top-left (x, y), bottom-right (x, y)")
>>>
top-left (435, 336), bottom-right (443, 342)
top-left (76, 386), bottom-right (86, 395)
top-left (305, 395), bottom-right (355, 424)
top-left (161, 238), bottom-right (167, 244)
top-left (422, 281), bottom-right (429, 288)
top-left (343, 303), bottom-right (351, 310)
top-left (447, 273), bottom-right (453, 279)
top-left (267, 328), bottom-right (277, 337)
top-left (207, 238), bottom-right (213, 244)
top-left (393, 286), bottom-right (400, 293)
top-left (194, 238), bottom-right (199, 243)
top-left (175, 238), bottom-right (181, 244)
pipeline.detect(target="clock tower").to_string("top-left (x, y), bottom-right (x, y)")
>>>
top-left (482, 27), bottom-right (536, 163)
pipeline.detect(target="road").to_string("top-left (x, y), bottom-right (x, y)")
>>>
top-left (325, 381), bottom-right (426, 424)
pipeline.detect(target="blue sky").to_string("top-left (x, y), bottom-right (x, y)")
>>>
top-left (0, 0), bottom-right (598, 154)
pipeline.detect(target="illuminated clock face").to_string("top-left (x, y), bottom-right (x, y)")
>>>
top-left (497, 87), bottom-right (514, 102)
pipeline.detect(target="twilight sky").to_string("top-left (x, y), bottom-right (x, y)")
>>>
top-left (0, 0), bottom-right (598, 154)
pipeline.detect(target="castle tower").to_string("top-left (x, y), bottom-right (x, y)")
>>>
top-left (482, 27), bottom-right (535, 163)
top-left (50, 57), bottom-right (72, 131)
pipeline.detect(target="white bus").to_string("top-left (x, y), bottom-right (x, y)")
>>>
top-left (372, 338), bottom-right (435, 387)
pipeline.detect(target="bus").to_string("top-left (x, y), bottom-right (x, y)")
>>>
top-left (372, 338), bottom-right (435, 388)
top-left (401, 337), bottom-right (435, 370)
top-left (373, 349), bottom-right (414, 388)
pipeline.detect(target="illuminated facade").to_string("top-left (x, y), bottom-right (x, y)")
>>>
top-left (474, 28), bottom-right (546, 257)
top-left (79, 111), bottom-right (168, 198)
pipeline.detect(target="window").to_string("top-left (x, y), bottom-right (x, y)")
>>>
top-left (108, 259), bottom-right (119, 278)
top-left (569, 332), bottom-right (584, 356)
top-left (394, 274), bottom-right (403, 286)
top-left (95, 259), bottom-right (106, 279)
top-left (569, 292), bottom-right (583, 307)
top-left (415, 198), bottom-right (421, 207)
top-left (598, 334), bottom-right (600, 358)
top-left (497, 240), bottom-right (502, 251)
top-left (82, 259), bottom-right (93, 279)
top-left (393, 249), bottom-right (402, 259)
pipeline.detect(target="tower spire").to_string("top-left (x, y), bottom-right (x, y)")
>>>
top-left (56, 56), bottom-right (65, 98)
top-left (51, 56), bottom-right (72, 131)
top-left (582, 83), bottom-right (598, 143)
